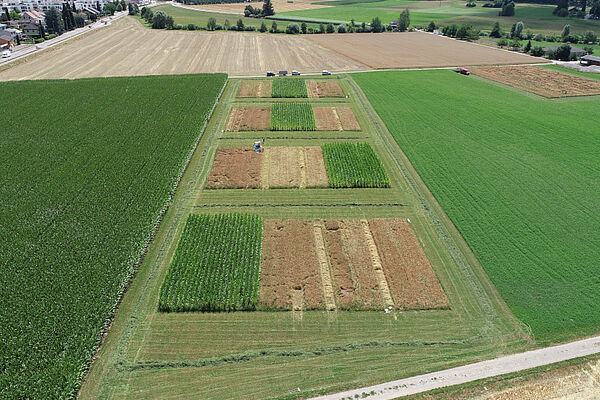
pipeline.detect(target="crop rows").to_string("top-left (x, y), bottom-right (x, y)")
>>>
top-left (271, 103), bottom-right (316, 131)
top-left (159, 214), bottom-right (263, 312)
top-left (271, 78), bottom-right (308, 98)
top-left (354, 70), bottom-right (600, 341)
top-left (0, 74), bottom-right (227, 399)
top-left (322, 143), bottom-right (390, 188)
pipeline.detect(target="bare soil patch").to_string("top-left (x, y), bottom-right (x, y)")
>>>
top-left (205, 148), bottom-right (262, 189)
top-left (188, 0), bottom-right (333, 14)
top-left (0, 17), bottom-right (367, 81)
top-left (368, 219), bottom-right (450, 310)
top-left (237, 80), bottom-right (272, 98)
top-left (305, 32), bottom-right (544, 69)
top-left (226, 107), bottom-right (270, 131)
top-left (314, 106), bottom-right (360, 131)
top-left (307, 80), bottom-right (344, 98)
top-left (472, 65), bottom-right (600, 98)
top-left (258, 219), bottom-right (324, 311)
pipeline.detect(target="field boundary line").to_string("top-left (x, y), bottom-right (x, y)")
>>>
top-left (360, 219), bottom-right (394, 307)
top-left (313, 221), bottom-right (337, 311)
top-left (309, 335), bottom-right (600, 400)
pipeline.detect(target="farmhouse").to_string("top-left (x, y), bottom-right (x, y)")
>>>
top-left (580, 55), bottom-right (600, 66)
top-left (21, 21), bottom-right (39, 37)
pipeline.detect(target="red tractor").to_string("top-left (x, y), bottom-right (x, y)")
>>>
top-left (454, 67), bottom-right (471, 75)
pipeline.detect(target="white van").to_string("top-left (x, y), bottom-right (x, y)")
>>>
top-left (2, 50), bottom-right (11, 58)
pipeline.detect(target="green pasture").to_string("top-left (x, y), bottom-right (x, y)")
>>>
top-left (354, 69), bottom-right (600, 344)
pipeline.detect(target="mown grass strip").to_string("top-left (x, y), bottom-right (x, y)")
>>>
top-left (159, 214), bottom-right (263, 312)
top-left (322, 143), bottom-right (390, 188)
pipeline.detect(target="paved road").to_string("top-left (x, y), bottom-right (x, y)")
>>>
top-left (309, 336), bottom-right (600, 400)
top-left (0, 11), bottom-right (127, 67)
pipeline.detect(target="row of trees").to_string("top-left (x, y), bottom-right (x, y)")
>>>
top-left (489, 20), bottom-right (598, 44)
top-left (44, 3), bottom-right (87, 36)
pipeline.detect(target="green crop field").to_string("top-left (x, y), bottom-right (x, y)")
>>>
top-left (272, 78), bottom-right (308, 98)
top-left (0, 74), bottom-right (226, 398)
top-left (354, 70), bottom-right (600, 343)
top-left (271, 102), bottom-right (316, 130)
top-left (278, 0), bottom-right (600, 34)
top-left (159, 214), bottom-right (262, 312)
top-left (322, 143), bottom-right (390, 188)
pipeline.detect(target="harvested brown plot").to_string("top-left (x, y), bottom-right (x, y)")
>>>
top-left (187, 0), bottom-right (332, 14)
top-left (237, 80), bottom-right (272, 98)
top-left (226, 107), bottom-right (270, 131)
top-left (472, 65), bottom-right (600, 98)
top-left (323, 220), bottom-right (388, 310)
top-left (307, 80), bottom-right (344, 98)
top-left (369, 219), bottom-right (450, 310)
top-left (263, 147), bottom-right (303, 188)
top-left (259, 219), bottom-right (325, 311)
top-left (258, 219), bottom-right (449, 311)
top-left (0, 17), bottom-right (367, 81)
top-left (314, 106), bottom-right (360, 131)
top-left (205, 148), bottom-right (262, 189)
top-left (207, 146), bottom-right (328, 189)
top-left (304, 147), bottom-right (329, 188)
top-left (305, 32), bottom-right (544, 69)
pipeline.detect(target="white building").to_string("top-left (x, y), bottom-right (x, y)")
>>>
top-left (1, 0), bottom-right (110, 12)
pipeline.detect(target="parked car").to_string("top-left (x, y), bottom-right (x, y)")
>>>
top-left (279, 70), bottom-right (288, 76)
top-left (266, 71), bottom-right (275, 77)
top-left (292, 70), bottom-right (300, 76)
top-left (453, 68), bottom-right (470, 75)
top-left (322, 70), bottom-right (331, 75)
top-left (2, 50), bottom-right (11, 58)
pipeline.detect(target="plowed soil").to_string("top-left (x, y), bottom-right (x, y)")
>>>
top-left (225, 107), bottom-right (270, 131)
top-left (323, 220), bottom-right (388, 310)
top-left (258, 219), bottom-right (324, 311)
top-left (368, 219), bottom-right (450, 310)
top-left (305, 32), bottom-right (543, 70)
top-left (205, 148), bottom-right (262, 189)
top-left (472, 65), bottom-right (600, 98)
top-left (237, 81), bottom-right (272, 98)
top-left (307, 80), bottom-right (345, 98)
top-left (314, 106), bottom-right (360, 131)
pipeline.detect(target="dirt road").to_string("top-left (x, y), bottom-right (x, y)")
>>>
top-left (309, 336), bottom-right (600, 399)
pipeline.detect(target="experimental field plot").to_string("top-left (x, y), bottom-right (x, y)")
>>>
top-left (472, 65), bottom-right (600, 98)
top-left (159, 214), bottom-right (263, 312)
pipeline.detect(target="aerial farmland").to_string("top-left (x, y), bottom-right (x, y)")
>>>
top-left (0, 1), bottom-right (599, 399)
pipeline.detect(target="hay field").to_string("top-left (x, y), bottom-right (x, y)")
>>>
top-left (187, 0), bottom-right (333, 14)
top-left (306, 31), bottom-right (546, 69)
top-left (0, 17), bottom-right (366, 81)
